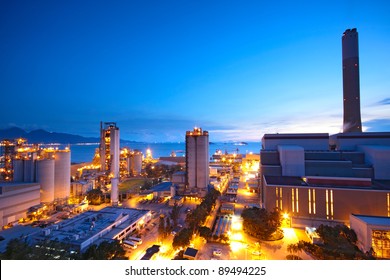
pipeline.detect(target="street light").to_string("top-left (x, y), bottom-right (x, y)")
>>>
top-left (282, 212), bottom-right (291, 228)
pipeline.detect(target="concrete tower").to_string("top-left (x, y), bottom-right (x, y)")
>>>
top-left (110, 124), bottom-right (120, 206)
top-left (185, 127), bottom-right (209, 197)
top-left (342, 28), bottom-right (362, 133)
top-left (99, 122), bottom-right (120, 205)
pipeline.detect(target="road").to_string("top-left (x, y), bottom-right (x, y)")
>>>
top-left (115, 176), bottom-right (313, 260)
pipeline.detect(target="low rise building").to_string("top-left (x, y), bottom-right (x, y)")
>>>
top-left (0, 182), bottom-right (41, 229)
top-left (30, 206), bottom-right (151, 253)
top-left (350, 214), bottom-right (390, 259)
top-left (183, 247), bottom-right (198, 260)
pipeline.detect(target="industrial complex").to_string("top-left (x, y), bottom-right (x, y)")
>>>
top-left (0, 28), bottom-right (389, 260)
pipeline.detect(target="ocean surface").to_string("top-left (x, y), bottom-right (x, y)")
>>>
top-left (69, 142), bottom-right (261, 164)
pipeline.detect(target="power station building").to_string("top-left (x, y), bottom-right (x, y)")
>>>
top-left (260, 132), bottom-right (390, 227)
top-left (185, 127), bottom-right (209, 197)
top-left (256, 29), bottom-right (390, 258)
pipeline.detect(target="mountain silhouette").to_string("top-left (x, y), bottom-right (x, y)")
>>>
top-left (0, 127), bottom-right (99, 144)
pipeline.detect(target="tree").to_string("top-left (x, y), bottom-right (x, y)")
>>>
top-left (198, 226), bottom-right (212, 240)
top-left (1, 238), bottom-right (79, 260)
top-left (158, 215), bottom-right (167, 240)
top-left (241, 207), bottom-right (282, 240)
top-left (286, 243), bottom-right (301, 260)
top-left (172, 228), bottom-right (192, 249)
top-left (170, 203), bottom-right (181, 228)
top-left (141, 179), bottom-right (153, 190)
top-left (1, 238), bottom-right (31, 259)
top-left (82, 240), bottom-right (126, 260)
top-left (165, 217), bottom-right (172, 235)
top-left (86, 188), bottom-right (104, 205)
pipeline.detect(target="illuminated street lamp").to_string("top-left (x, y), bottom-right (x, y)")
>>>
top-left (282, 212), bottom-right (291, 228)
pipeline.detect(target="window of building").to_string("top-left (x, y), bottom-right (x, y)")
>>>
top-left (326, 189), bottom-right (334, 220)
top-left (292, 189), bottom-right (295, 213)
top-left (372, 230), bottom-right (390, 259)
top-left (387, 193), bottom-right (390, 217)
top-left (276, 187), bottom-right (282, 210)
top-left (313, 189), bottom-right (316, 215)
top-left (308, 189), bottom-right (316, 215)
top-left (292, 188), bottom-right (299, 213)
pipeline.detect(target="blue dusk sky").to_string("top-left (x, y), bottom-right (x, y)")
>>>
top-left (1, 0), bottom-right (389, 142)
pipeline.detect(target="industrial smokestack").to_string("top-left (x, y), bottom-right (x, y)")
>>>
top-left (110, 124), bottom-right (120, 206)
top-left (342, 28), bottom-right (362, 133)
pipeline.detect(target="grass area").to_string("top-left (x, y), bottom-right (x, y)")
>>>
top-left (118, 178), bottom-right (149, 193)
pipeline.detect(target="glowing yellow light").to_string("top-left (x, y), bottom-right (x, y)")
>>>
top-left (159, 245), bottom-right (168, 254)
top-left (232, 233), bottom-right (243, 241)
top-left (283, 213), bottom-right (289, 219)
top-left (232, 222), bottom-right (242, 231)
top-left (230, 241), bottom-right (244, 252)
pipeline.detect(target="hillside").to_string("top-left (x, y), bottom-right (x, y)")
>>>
top-left (0, 127), bottom-right (99, 144)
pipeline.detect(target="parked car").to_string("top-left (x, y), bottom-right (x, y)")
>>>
top-left (213, 249), bottom-right (222, 256)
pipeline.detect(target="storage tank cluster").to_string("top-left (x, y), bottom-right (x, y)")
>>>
top-left (13, 147), bottom-right (71, 203)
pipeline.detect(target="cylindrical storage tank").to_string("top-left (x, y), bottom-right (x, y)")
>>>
top-left (54, 150), bottom-right (71, 200)
top-left (132, 152), bottom-right (142, 175)
top-left (12, 159), bottom-right (24, 182)
top-left (36, 159), bottom-right (55, 203)
top-left (24, 153), bottom-right (37, 182)
top-left (24, 158), bottom-right (36, 182)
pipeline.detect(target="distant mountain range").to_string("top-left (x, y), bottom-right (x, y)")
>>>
top-left (0, 127), bottom-right (100, 144)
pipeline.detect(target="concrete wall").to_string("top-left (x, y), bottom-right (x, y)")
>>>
top-left (358, 145), bottom-right (390, 180)
top-left (260, 150), bottom-right (280, 165)
top-left (260, 165), bottom-right (282, 177)
top-left (352, 167), bottom-right (373, 178)
top-left (350, 214), bottom-right (371, 253)
top-left (262, 133), bottom-right (329, 150)
top-left (0, 183), bottom-right (41, 228)
top-left (305, 160), bottom-right (353, 177)
top-left (335, 132), bottom-right (390, 150)
top-left (278, 145), bottom-right (305, 177)
top-left (265, 183), bottom-right (389, 225)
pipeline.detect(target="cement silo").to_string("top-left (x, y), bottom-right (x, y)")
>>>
top-left (54, 150), bottom-right (71, 200)
top-left (12, 159), bottom-right (24, 182)
top-left (36, 158), bottom-right (55, 203)
top-left (23, 156), bottom-right (37, 182)
top-left (129, 151), bottom-right (142, 176)
top-left (13, 153), bottom-right (37, 183)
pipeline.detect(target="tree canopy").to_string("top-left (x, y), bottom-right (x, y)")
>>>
top-left (241, 207), bottom-right (281, 240)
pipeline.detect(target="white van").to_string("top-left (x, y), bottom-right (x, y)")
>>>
top-left (128, 236), bottom-right (142, 245)
top-left (123, 240), bottom-right (137, 249)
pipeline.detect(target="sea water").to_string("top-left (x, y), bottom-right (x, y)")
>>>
top-left (69, 142), bottom-right (261, 164)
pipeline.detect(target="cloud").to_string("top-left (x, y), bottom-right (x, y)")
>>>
top-left (377, 98), bottom-right (390, 106)
top-left (363, 119), bottom-right (390, 132)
